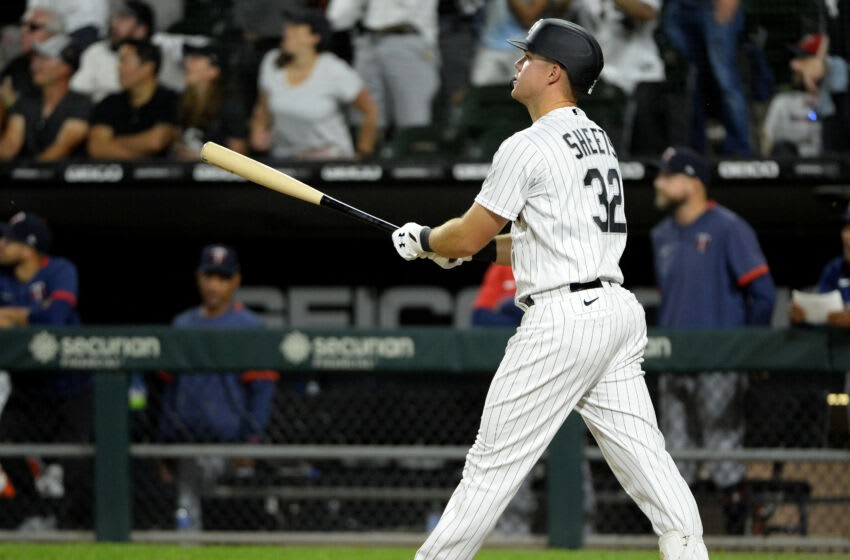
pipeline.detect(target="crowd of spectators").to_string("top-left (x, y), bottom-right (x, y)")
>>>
top-left (0, 0), bottom-right (846, 163)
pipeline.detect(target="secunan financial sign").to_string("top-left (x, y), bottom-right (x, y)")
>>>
top-left (279, 330), bottom-right (415, 370)
top-left (29, 331), bottom-right (161, 369)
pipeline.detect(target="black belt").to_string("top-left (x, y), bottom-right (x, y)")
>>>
top-left (523, 279), bottom-right (605, 307)
top-left (366, 24), bottom-right (418, 36)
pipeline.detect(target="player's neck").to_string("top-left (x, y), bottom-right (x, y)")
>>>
top-left (674, 197), bottom-right (709, 226)
top-left (527, 97), bottom-right (576, 122)
top-left (201, 301), bottom-right (231, 318)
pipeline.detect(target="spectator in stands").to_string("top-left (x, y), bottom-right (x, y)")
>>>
top-left (0, 35), bottom-right (90, 161)
top-left (172, 41), bottom-right (248, 160)
top-left (761, 34), bottom-right (828, 158)
top-left (87, 38), bottom-right (179, 159)
top-left (70, 1), bottom-right (183, 103)
top-left (25, 0), bottom-right (108, 51)
top-left (436, 0), bottom-right (478, 118)
top-left (571, 0), bottom-right (669, 156)
top-left (0, 7), bottom-right (64, 127)
top-left (250, 7), bottom-right (378, 160)
top-left (326, 0), bottom-right (440, 133)
top-left (651, 146), bottom-right (776, 534)
top-left (156, 244), bottom-right (279, 531)
top-left (818, 0), bottom-right (850, 154)
top-left (0, 211), bottom-right (92, 531)
top-left (663, 0), bottom-right (752, 156)
top-left (789, 33), bottom-right (849, 155)
top-left (469, 1), bottom-right (548, 88)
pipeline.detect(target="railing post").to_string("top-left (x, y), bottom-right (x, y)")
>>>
top-left (547, 412), bottom-right (585, 549)
top-left (94, 371), bottom-right (130, 541)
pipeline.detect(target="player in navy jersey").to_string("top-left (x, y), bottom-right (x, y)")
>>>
top-left (651, 146), bottom-right (777, 534)
top-left (790, 206), bottom-right (850, 326)
top-left (155, 244), bottom-right (278, 531)
top-left (0, 211), bottom-right (91, 530)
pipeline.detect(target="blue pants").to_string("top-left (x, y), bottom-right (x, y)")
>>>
top-left (664, 1), bottom-right (751, 155)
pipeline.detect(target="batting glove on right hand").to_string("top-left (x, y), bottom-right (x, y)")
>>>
top-left (393, 222), bottom-right (431, 261)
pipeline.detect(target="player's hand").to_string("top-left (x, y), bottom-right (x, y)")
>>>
top-left (788, 302), bottom-right (806, 324)
top-left (429, 254), bottom-right (470, 269)
top-left (393, 222), bottom-right (431, 261)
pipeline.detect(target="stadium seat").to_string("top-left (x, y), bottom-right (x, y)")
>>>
top-left (379, 125), bottom-right (460, 159)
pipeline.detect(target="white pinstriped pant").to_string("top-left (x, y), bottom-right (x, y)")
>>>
top-left (416, 284), bottom-right (705, 560)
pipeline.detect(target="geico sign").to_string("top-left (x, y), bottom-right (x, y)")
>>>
top-left (320, 165), bottom-right (383, 181)
top-left (64, 164), bottom-right (124, 182)
top-left (717, 160), bottom-right (780, 179)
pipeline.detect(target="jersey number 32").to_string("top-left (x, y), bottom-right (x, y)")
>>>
top-left (583, 167), bottom-right (626, 234)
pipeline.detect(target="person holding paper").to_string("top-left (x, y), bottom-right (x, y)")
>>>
top-left (790, 209), bottom-right (850, 327)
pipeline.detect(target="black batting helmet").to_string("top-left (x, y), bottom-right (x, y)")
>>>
top-left (507, 19), bottom-right (604, 96)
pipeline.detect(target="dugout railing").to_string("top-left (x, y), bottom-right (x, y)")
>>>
top-left (0, 326), bottom-right (848, 553)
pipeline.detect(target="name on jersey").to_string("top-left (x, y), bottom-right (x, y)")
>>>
top-left (562, 127), bottom-right (617, 160)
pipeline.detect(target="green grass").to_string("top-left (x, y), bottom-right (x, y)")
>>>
top-left (0, 545), bottom-right (848, 560)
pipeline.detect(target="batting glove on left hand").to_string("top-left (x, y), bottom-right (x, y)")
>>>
top-left (393, 222), bottom-right (431, 261)
top-left (429, 254), bottom-right (471, 269)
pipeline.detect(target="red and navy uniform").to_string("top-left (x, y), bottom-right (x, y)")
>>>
top-left (0, 256), bottom-right (86, 399)
top-left (816, 257), bottom-right (850, 304)
top-left (157, 302), bottom-right (279, 443)
top-left (471, 264), bottom-right (523, 327)
top-left (651, 202), bottom-right (777, 328)
top-left (0, 256), bottom-right (79, 325)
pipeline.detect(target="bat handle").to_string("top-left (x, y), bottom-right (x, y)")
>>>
top-left (320, 195), bottom-right (398, 233)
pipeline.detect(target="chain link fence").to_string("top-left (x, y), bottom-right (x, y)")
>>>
top-left (1, 366), bottom-right (848, 542)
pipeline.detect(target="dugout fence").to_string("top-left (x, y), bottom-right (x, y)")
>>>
top-left (0, 326), bottom-right (848, 553)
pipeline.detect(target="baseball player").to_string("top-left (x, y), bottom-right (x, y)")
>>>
top-left (651, 146), bottom-right (776, 534)
top-left (393, 19), bottom-right (708, 560)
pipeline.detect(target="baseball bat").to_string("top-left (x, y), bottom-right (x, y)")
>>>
top-left (199, 142), bottom-right (399, 233)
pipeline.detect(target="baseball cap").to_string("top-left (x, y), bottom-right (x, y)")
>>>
top-left (33, 34), bottom-right (81, 71)
top-left (198, 244), bottom-right (240, 276)
top-left (115, 1), bottom-right (155, 33)
top-left (282, 7), bottom-right (331, 50)
top-left (657, 146), bottom-right (712, 186)
top-left (1, 212), bottom-right (53, 253)
top-left (787, 33), bottom-right (824, 58)
top-left (183, 40), bottom-right (225, 69)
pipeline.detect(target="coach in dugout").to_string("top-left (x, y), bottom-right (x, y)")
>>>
top-left (651, 146), bottom-right (777, 535)
top-left (0, 35), bottom-right (91, 161)
top-left (0, 212), bottom-right (92, 531)
top-left (155, 244), bottom-right (279, 531)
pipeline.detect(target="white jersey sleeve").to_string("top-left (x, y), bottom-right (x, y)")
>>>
top-left (475, 106), bottom-right (627, 302)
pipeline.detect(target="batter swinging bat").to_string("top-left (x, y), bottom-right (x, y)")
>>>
top-left (199, 142), bottom-right (398, 233)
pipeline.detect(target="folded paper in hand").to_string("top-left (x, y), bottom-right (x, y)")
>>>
top-left (791, 289), bottom-right (844, 325)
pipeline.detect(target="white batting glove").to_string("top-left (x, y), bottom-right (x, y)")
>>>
top-left (429, 255), bottom-right (471, 269)
top-left (393, 222), bottom-right (431, 261)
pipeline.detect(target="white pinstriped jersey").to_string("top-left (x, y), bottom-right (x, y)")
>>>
top-left (474, 106), bottom-right (626, 303)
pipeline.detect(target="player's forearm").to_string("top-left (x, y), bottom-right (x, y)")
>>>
top-left (430, 217), bottom-right (489, 258)
top-left (0, 306), bottom-right (30, 326)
